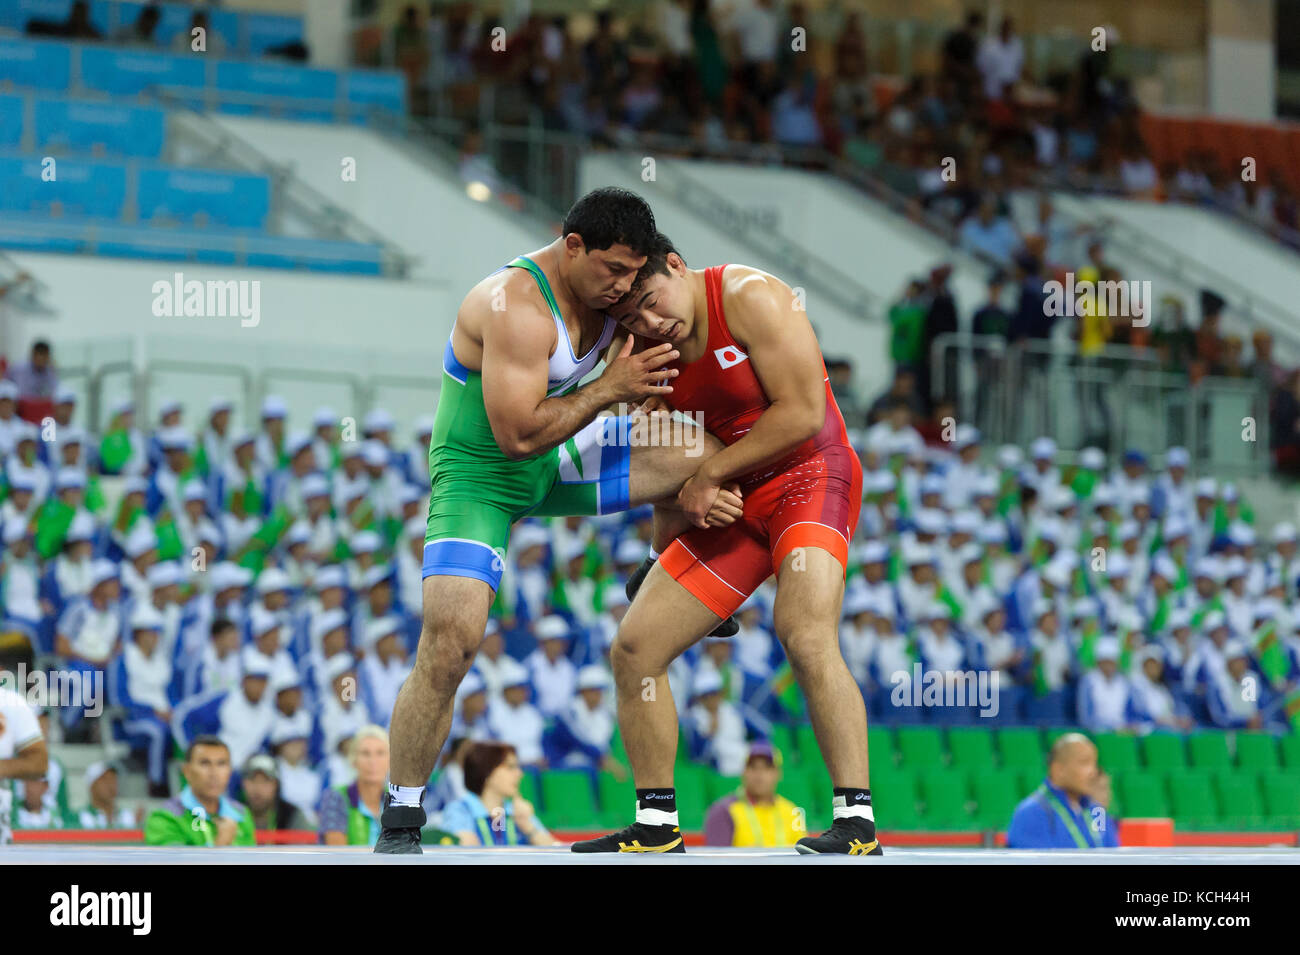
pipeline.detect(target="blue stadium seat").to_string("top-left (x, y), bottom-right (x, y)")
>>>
top-left (33, 97), bottom-right (166, 157)
top-left (0, 94), bottom-right (23, 147)
top-left (136, 165), bottom-right (271, 229)
top-left (0, 36), bottom-right (72, 91)
top-left (80, 45), bottom-right (205, 98)
top-left (344, 70), bottom-right (407, 120)
top-left (215, 60), bottom-right (337, 113)
top-left (0, 153), bottom-right (127, 217)
top-left (244, 12), bottom-right (305, 54)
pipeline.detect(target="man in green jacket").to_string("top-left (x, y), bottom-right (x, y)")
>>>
top-left (144, 736), bottom-right (255, 847)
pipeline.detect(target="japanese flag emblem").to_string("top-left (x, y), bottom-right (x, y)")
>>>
top-left (714, 346), bottom-right (749, 369)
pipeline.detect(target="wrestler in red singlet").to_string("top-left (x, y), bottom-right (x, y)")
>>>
top-left (656, 264), bottom-right (863, 620)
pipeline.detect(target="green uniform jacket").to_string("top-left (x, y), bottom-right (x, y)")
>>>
top-left (144, 791), bottom-right (256, 847)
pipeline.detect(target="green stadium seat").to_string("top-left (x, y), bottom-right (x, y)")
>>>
top-left (1215, 772), bottom-right (1266, 830)
top-left (795, 724), bottom-right (821, 766)
top-left (947, 727), bottom-right (996, 771)
top-left (871, 769), bottom-right (922, 830)
top-left (771, 725), bottom-right (798, 765)
top-left (796, 765), bottom-right (833, 831)
top-left (540, 770), bottom-right (599, 828)
top-left (518, 770), bottom-right (540, 809)
top-left (896, 727), bottom-right (945, 768)
top-left (1234, 733), bottom-right (1279, 773)
top-left (972, 770), bottom-right (1022, 829)
top-left (1117, 772), bottom-right (1170, 817)
top-left (1188, 733), bottom-right (1233, 770)
top-left (1166, 771), bottom-right (1220, 830)
top-left (709, 775), bottom-right (742, 802)
top-left (674, 764), bottom-right (711, 831)
top-left (609, 728), bottom-right (627, 764)
top-left (868, 726), bottom-right (897, 770)
top-left (997, 727), bottom-right (1045, 771)
top-left (1094, 733), bottom-right (1140, 773)
top-left (918, 768), bottom-right (972, 829)
top-left (778, 772), bottom-right (819, 835)
top-left (1261, 774), bottom-right (1300, 829)
top-left (1140, 733), bottom-right (1187, 771)
top-left (1280, 734), bottom-right (1300, 771)
top-left (596, 771), bottom-right (636, 828)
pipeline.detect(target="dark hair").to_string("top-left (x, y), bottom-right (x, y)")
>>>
top-left (31, 341), bottom-right (50, 356)
top-left (561, 187), bottom-right (657, 254)
top-left (628, 231), bottom-right (685, 296)
top-left (186, 735), bottom-right (230, 762)
top-left (211, 618), bottom-right (237, 638)
top-left (463, 741), bottom-right (517, 795)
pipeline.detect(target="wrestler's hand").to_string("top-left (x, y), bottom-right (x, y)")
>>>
top-left (679, 474), bottom-right (742, 529)
top-left (705, 483), bottom-right (743, 528)
top-left (633, 395), bottom-right (671, 415)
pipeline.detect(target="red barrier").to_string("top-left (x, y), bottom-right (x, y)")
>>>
top-left (13, 827), bottom-right (1297, 848)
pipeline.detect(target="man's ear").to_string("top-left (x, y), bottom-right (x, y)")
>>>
top-left (563, 233), bottom-right (585, 257)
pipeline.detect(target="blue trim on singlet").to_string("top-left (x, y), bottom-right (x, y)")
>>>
top-left (422, 538), bottom-right (503, 590)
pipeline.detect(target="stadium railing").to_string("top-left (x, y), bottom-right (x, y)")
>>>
top-left (930, 332), bottom-right (1271, 475)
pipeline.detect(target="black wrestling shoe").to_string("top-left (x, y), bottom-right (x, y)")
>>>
top-left (373, 795), bottom-right (426, 854)
top-left (626, 555), bottom-right (739, 638)
top-left (571, 821), bottom-right (685, 853)
top-left (795, 817), bottom-right (884, 856)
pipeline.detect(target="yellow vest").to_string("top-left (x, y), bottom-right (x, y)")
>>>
top-left (728, 794), bottom-right (804, 847)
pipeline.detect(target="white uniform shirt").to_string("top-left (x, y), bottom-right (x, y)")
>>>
top-left (0, 688), bottom-right (42, 844)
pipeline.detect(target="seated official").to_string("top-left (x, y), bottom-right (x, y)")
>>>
top-left (144, 735), bottom-right (256, 846)
top-left (318, 725), bottom-right (389, 847)
top-left (1006, 732), bottom-right (1120, 849)
top-left (440, 742), bottom-right (555, 847)
top-left (703, 741), bottom-right (805, 847)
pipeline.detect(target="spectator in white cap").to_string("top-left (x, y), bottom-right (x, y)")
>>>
top-left (243, 606), bottom-right (296, 689)
top-left (552, 539), bottom-right (599, 627)
top-left (253, 566), bottom-right (295, 630)
top-left (185, 618), bottom-right (242, 697)
top-left (272, 722), bottom-right (323, 825)
top-left (332, 442), bottom-right (368, 513)
top-left (7, 421), bottom-right (51, 504)
top-left (1022, 436), bottom-right (1060, 497)
top-left (352, 564), bottom-right (397, 648)
top-left (402, 416), bottom-right (434, 487)
top-left (549, 665), bottom-right (620, 772)
top-left (50, 511), bottom-right (97, 606)
top-left (1157, 607), bottom-right (1196, 686)
top-left (1219, 555), bottom-right (1253, 638)
top-left (525, 615), bottom-right (577, 718)
top-left (732, 593), bottom-right (775, 680)
top-left (1076, 637), bottom-right (1135, 732)
top-left (148, 426), bottom-right (193, 520)
top-left (54, 557), bottom-right (123, 735)
top-left (119, 522), bottom-right (159, 603)
top-left (267, 433), bottom-right (317, 515)
top-left (897, 541), bottom-right (940, 627)
top-left (1027, 600), bottom-right (1072, 724)
top-left (838, 588), bottom-right (879, 693)
top-left (486, 658), bottom-right (545, 767)
top-left (1128, 645), bottom-right (1192, 732)
top-left (145, 398), bottom-right (183, 470)
top-left (77, 763), bottom-right (138, 829)
top-left (12, 774), bottom-right (60, 831)
top-left (1153, 446), bottom-right (1194, 521)
top-left (305, 406), bottom-right (336, 473)
top-left (1, 516), bottom-right (41, 643)
top-left (0, 468), bottom-right (37, 529)
top-left (279, 521), bottom-right (314, 591)
top-left (1189, 478), bottom-right (1218, 560)
top-left (943, 424), bottom-right (989, 510)
top-left (450, 670), bottom-right (492, 742)
top-left (170, 658), bottom-right (274, 771)
top-left (343, 529), bottom-right (383, 591)
top-left (1183, 610), bottom-right (1233, 703)
top-left (361, 438), bottom-right (403, 524)
top-left (256, 395), bottom-right (288, 473)
top-left (359, 617), bottom-right (411, 727)
top-left (196, 397), bottom-right (234, 484)
top-left (268, 668), bottom-right (315, 748)
top-left (945, 540), bottom-right (993, 628)
top-left (1109, 449), bottom-right (1152, 517)
top-left (218, 431), bottom-right (265, 538)
top-left (0, 377), bottom-right (23, 456)
top-left (306, 610), bottom-right (351, 695)
top-left (118, 604), bottom-right (175, 794)
top-left (501, 522), bottom-right (551, 623)
top-left (968, 591), bottom-right (1026, 717)
top-left (473, 619), bottom-right (512, 702)
top-left (174, 478), bottom-right (216, 560)
top-left (320, 652), bottom-right (365, 759)
top-left (1206, 641), bottom-right (1265, 730)
top-left (395, 515), bottom-right (426, 614)
top-left (687, 667), bottom-right (748, 776)
top-left (193, 562), bottom-right (251, 644)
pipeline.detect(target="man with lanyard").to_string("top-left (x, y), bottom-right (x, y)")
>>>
top-left (1006, 732), bottom-right (1120, 849)
top-left (144, 735), bottom-right (255, 846)
top-left (702, 742), bottom-right (804, 847)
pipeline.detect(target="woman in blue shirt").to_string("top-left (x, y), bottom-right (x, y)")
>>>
top-left (440, 742), bottom-right (555, 847)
